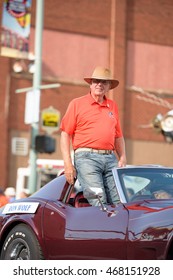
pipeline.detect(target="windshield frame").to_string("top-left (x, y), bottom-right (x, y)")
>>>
top-left (112, 166), bottom-right (173, 203)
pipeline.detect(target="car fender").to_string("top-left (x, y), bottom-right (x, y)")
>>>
top-left (0, 199), bottom-right (47, 257)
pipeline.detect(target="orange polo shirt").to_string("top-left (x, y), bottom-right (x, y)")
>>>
top-left (60, 93), bottom-right (123, 150)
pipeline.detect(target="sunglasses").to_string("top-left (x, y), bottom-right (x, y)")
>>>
top-left (92, 79), bottom-right (110, 85)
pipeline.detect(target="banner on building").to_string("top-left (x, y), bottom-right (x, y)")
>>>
top-left (0, 0), bottom-right (32, 59)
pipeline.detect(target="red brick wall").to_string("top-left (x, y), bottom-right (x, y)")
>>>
top-left (127, 0), bottom-right (173, 46)
top-left (0, 56), bottom-right (10, 188)
top-left (1, 0), bottom-right (173, 186)
top-left (125, 0), bottom-right (173, 141)
top-left (43, 0), bottom-right (111, 36)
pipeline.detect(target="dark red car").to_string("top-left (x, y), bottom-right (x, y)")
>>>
top-left (0, 165), bottom-right (173, 260)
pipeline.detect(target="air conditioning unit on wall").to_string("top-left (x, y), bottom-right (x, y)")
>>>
top-left (11, 137), bottom-right (29, 156)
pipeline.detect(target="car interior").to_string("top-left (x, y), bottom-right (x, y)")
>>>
top-left (64, 179), bottom-right (91, 208)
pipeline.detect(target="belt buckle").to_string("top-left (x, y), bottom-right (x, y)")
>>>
top-left (99, 149), bottom-right (108, 154)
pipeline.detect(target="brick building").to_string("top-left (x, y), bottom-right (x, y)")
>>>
top-left (0, 0), bottom-right (173, 189)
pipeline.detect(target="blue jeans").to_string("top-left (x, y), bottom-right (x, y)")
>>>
top-left (74, 151), bottom-right (119, 206)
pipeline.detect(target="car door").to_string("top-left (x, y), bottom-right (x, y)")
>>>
top-left (43, 201), bottom-right (129, 259)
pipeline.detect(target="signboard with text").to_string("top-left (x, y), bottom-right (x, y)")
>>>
top-left (41, 107), bottom-right (61, 134)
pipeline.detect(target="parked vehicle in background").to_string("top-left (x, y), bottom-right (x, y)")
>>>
top-left (15, 159), bottom-right (64, 198)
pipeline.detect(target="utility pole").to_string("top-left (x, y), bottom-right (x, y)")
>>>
top-left (27, 0), bottom-right (44, 194)
top-left (15, 0), bottom-right (60, 194)
top-left (109, 0), bottom-right (116, 101)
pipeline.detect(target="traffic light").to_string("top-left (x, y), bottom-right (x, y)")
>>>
top-left (35, 135), bottom-right (56, 153)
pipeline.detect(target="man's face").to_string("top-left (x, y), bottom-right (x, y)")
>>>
top-left (90, 79), bottom-right (111, 97)
top-left (153, 190), bottom-right (172, 199)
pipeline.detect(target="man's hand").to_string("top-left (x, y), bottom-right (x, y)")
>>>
top-left (118, 156), bottom-right (127, 167)
top-left (114, 137), bottom-right (127, 168)
top-left (64, 165), bottom-right (76, 185)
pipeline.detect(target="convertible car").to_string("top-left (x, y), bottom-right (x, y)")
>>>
top-left (1, 165), bottom-right (173, 260)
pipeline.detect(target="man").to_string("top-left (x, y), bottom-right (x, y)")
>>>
top-left (60, 66), bottom-right (126, 206)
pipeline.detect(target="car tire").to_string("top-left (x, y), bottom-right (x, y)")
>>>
top-left (0, 223), bottom-right (44, 260)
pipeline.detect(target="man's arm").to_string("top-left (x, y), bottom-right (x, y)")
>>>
top-left (114, 137), bottom-right (127, 167)
top-left (60, 131), bottom-right (76, 184)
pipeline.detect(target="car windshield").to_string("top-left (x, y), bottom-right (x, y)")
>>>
top-left (116, 167), bottom-right (173, 202)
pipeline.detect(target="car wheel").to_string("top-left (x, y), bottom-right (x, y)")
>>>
top-left (1, 224), bottom-right (44, 260)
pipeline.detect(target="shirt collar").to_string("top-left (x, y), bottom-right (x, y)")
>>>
top-left (87, 92), bottom-right (109, 107)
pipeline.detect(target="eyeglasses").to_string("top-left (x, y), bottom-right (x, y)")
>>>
top-left (92, 79), bottom-right (110, 85)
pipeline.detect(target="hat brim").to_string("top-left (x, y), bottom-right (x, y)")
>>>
top-left (84, 78), bottom-right (119, 89)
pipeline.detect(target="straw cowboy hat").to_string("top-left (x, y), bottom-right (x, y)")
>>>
top-left (84, 66), bottom-right (119, 89)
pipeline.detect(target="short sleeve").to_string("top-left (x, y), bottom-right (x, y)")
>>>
top-left (60, 100), bottom-right (77, 135)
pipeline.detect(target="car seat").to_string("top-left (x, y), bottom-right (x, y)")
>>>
top-left (74, 192), bottom-right (91, 208)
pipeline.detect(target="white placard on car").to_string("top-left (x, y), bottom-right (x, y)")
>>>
top-left (2, 202), bottom-right (39, 214)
